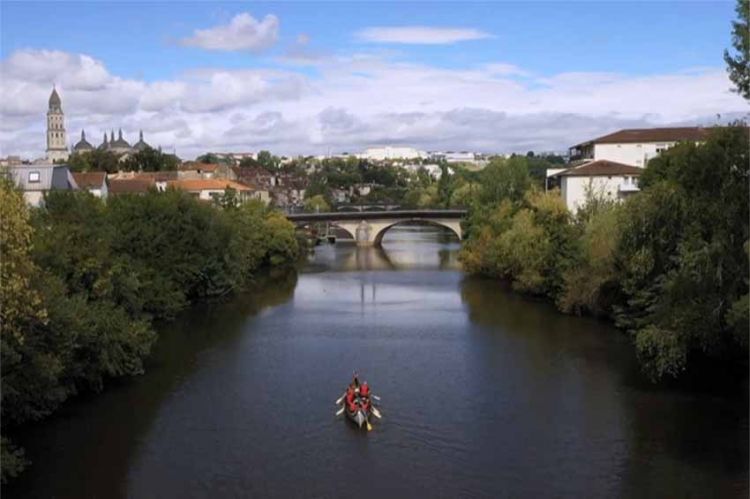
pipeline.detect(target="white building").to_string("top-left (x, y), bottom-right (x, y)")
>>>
top-left (548, 160), bottom-right (642, 213)
top-left (46, 88), bottom-right (69, 162)
top-left (358, 146), bottom-right (428, 161)
top-left (568, 127), bottom-right (710, 167)
top-left (431, 151), bottom-right (476, 163)
top-left (403, 163), bottom-right (445, 178)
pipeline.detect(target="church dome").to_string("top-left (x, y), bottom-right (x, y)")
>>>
top-left (73, 130), bottom-right (94, 152)
top-left (132, 130), bottom-right (151, 152)
top-left (110, 128), bottom-right (131, 149)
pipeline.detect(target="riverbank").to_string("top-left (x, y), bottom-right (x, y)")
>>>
top-left (0, 184), bottom-right (301, 483)
top-left (459, 125), bottom-right (749, 381)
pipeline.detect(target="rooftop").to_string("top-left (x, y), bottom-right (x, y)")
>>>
top-left (72, 172), bottom-right (107, 189)
top-left (573, 127), bottom-right (711, 148)
top-left (167, 179), bottom-right (254, 192)
top-left (552, 160), bottom-right (644, 177)
top-left (179, 162), bottom-right (219, 172)
top-left (109, 177), bottom-right (155, 195)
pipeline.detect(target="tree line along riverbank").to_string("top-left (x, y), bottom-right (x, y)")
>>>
top-left (0, 184), bottom-right (301, 482)
top-left (459, 125), bottom-right (749, 384)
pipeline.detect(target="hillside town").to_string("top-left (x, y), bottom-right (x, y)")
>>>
top-left (1, 87), bottom-right (717, 214)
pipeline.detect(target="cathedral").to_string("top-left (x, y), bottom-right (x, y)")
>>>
top-left (45, 87), bottom-right (152, 162)
top-left (74, 128), bottom-right (151, 155)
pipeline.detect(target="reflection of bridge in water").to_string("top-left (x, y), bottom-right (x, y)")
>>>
top-left (287, 209), bottom-right (466, 247)
top-left (332, 243), bottom-right (460, 271)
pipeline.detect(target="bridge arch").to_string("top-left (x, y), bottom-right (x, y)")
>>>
top-left (294, 221), bottom-right (356, 241)
top-left (285, 210), bottom-right (467, 247)
top-left (372, 219), bottom-right (462, 246)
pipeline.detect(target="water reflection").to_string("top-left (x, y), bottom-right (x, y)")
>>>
top-left (460, 274), bottom-right (749, 498)
top-left (310, 225), bottom-right (461, 272)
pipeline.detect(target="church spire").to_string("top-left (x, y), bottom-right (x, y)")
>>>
top-left (81, 129), bottom-right (86, 140)
top-left (48, 85), bottom-right (62, 111)
top-left (110, 130), bottom-right (115, 142)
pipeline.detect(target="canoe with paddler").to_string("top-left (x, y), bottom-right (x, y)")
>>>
top-left (335, 373), bottom-right (382, 431)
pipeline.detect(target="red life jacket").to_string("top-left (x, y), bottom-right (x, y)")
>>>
top-left (360, 383), bottom-right (370, 397)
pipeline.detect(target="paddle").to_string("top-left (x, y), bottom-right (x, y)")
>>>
top-left (371, 406), bottom-right (382, 419)
top-left (335, 393), bottom-right (346, 405)
top-left (372, 395), bottom-right (381, 401)
top-left (335, 406), bottom-right (345, 416)
top-left (366, 419), bottom-right (373, 431)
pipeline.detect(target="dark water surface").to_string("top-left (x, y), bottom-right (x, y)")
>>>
top-left (6, 227), bottom-right (748, 498)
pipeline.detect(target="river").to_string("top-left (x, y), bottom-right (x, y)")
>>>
top-left (5, 226), bottom-right (748, 498)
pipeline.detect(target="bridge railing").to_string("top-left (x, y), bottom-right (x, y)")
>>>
top-left (285, 209), bottom-right (467, 222)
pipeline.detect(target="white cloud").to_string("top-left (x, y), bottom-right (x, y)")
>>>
top-left (483, 63), bottom-right (529, 77)
top-left (279, 33), bottom-right (330, 65)
top-left (180, 13), bottom-right (279, 52)
top-left (0, 48), bottom-right (745, 160)
top-left (356, 26), bottom-right (493, 45)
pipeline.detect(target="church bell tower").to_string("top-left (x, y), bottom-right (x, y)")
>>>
top-left (46, 86), bottom-right (69, 162)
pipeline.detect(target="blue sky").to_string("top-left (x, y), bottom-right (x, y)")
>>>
top-left (1, 1), bottom-right (736, 79)
top-left (0, 1), bottom-right (745, 158)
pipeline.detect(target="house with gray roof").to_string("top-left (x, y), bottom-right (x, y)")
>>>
top-left (4, 164), bottom-right (77, 206)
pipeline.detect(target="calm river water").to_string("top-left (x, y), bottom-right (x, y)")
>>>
top-left (5, 227), bottom-right (748, 498)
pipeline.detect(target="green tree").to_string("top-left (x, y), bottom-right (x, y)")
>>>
top-left (214, 187), bottom-right (240, 210)
top-left (615, 126), bottom-right (749, 380)
top-left (449, 182), bottom-right (480, 208)
top-left (724, 0), bottom-right (750, 99)
top-left (304, 194), bottom-right (330, 213)
top-left (479, 156), bottom-right (531, 205)
top-left (0, 179), bottom-right (44, 481)
top-left (196, 153), bottom-right (220, 164)
top-left (67, 150), bottom-right (120, 173)
top-left (559, 200), bottom-right (622, 316)
top-left (257, 150), bottom-right (280, 171)
top-left (239, 156), bottom-right (260, 168)
top-left (123, 147), bottom-right (180, 171)
top-left (437, 164), bottom-right (454, 207)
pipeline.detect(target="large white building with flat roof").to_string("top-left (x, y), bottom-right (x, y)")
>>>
top-left (358, 146), bottom-right (428, 161)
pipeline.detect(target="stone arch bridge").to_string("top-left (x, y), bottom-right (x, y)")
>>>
top-left (287, 209), bottom-right (466, 247)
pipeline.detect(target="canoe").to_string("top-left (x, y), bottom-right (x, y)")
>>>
top-left (345, 400), bottom-right (371, 428)
top-left (341, 386), bottom-right (374, 429)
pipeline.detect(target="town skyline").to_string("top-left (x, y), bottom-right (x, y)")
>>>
top-left (1, 1), bottom-right (747, 160)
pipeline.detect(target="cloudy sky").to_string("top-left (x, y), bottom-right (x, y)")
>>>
top-left (0, 1), bottom-right (746, 159)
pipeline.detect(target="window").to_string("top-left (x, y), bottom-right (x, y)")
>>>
top-left (28, 171), bottom-right (40, 183)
